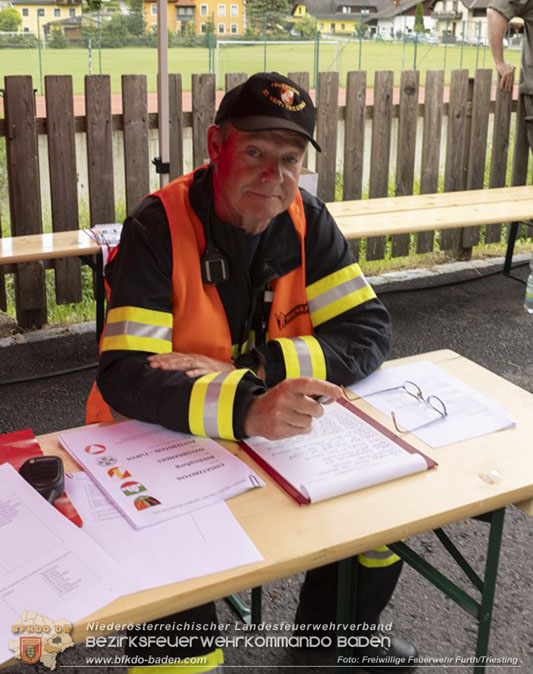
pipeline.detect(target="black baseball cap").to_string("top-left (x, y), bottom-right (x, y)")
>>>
top-left (215, 72), bottom-right (321, 152)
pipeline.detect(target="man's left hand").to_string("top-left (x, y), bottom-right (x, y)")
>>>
top-left (148, 352), bottom-right (235, 378)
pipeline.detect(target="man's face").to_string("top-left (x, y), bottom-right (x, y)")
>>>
top-left (208, 124), bottom-right (307, 235)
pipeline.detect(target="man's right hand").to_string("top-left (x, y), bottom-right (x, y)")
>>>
top-left (496, 61), bottom-right (515, 91)
top-left (243, 378), bottom-right (343, 440)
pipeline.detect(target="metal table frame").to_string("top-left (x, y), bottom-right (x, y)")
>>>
top-left (335, 509), bottom-right (506, 674)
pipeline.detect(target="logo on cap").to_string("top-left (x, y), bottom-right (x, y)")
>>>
top-left (263, 81), bottom-right (306, 112)
top-left (281, 85), bottom-right (294, 106)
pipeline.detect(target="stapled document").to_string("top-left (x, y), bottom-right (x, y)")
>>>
top-left (59, 420), bottom-right (264, 528)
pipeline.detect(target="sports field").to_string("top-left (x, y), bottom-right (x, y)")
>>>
top-left (0, 40), bottom-right (522, 93)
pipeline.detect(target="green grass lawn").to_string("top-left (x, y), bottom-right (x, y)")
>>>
top-left (0, 41), bottom-right (522, 94)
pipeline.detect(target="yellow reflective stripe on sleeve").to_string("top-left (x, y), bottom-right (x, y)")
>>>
top-left (102, 306), bottom-right (173, 353)
top-left (358, 546), bottom-right (401, 568)
top-left (101, 334), bottom-right (172, 354)
top-left (306, 263), bottom-right (376, 328)
top-left (129, 648), bottom-right (224, 674)
top-left (217, 369), bottom-right (249, 440)
top-left (275, 338), bottom-right (301, 378)
top-left (273, 336), bottom-right (326, 380)
top-left (189, 372), bottom-right (219, 437)
top-left (189, 370), bottom-right (250, 440)
top-left (107, 305), bottom-right (173, 328)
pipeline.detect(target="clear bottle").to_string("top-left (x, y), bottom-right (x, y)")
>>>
top-left (525, 255), bottom-right (533, 314)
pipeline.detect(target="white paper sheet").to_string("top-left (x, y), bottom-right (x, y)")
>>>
top-left (64, 472), bottom-right (263, 591)
top-left (348, 361), bottom-right (516, 448)
top-left (245, 402), bottom-right (428, 503)
top-left (0, 464), bottom-right (131, 665)
top-left (59, 420), bottom-right (264, 528)
top-left (83, 223), bottom-right (123, 246)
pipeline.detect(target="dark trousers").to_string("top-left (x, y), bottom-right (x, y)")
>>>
top-left (125, 559), bottom-right (402, 660)
top-left (296, 558), bottom-right (403, 636)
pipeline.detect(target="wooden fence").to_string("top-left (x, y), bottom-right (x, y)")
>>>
top-left (0, 69), bottom-right (529, 328)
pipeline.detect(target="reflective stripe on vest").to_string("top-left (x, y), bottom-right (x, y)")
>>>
top-left (306, 263), bottom-right (376, 328)
top-left (101, 306), bottom-right (173, 354)
top-left (358, 545), bottom-right (401, 568)
top-left (128, 647), bottom-right (224, 674)
top-left (272, 335), bottom-right (326, 379)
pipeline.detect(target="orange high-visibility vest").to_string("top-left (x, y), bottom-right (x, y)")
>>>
top-left (86, 168), bottom-right (312, 424)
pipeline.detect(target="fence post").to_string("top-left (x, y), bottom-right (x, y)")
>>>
top-left (367, 70), bottom-right (393, 261)
top-left (485, 79), bottom-right (513, 243)
top-left (417, 69), bottom-right (444, 254)
top-left (191, 73), bottom-right (216, 168)
top-left (45, 75), bottom-right (82, 305)
top-left (510, 94), bottom-right (532, 242)
top-left (4, 75), bottom-right (47, 328)
top-left (392, 69), bottom-right (419, 258)
top-left (462, 69), bottom-right (492, 252)
top-left (440, 70), bottom-right (470, 252)
top-left (343, 70), bottom-right (366, 261)
top-left (86, 75), bottom-right (115, 226)
top-left (288, 71), bottom-right (311, 169)
top-left (169, 73), bottom-right (184, 180)
top-left (122, 74), bottom-right (150, 216)
top-left (316, 71), bottom-right (339, 202)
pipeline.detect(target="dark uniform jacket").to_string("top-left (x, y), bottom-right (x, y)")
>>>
top-left (96, 167), bottom-right (392, 438)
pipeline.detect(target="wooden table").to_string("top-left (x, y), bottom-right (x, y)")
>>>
top-left (0, 230), bottom-right (100, 265)
top-left (1, 187), bottom-right (530, 262)
top-left (328, 185), bottom-right (533, 240)
top-left (33, 349), bottom-right (533, 673)
top-left (0, 230), bottom-right (105, 338)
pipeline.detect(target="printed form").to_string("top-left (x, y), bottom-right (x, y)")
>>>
top-left (0, 464), bottom-right (130, 665)
top-left (348, 361), bottom-right (516, 447)
top-left (64, 471), bottom-right (263, 591)
top-left (60, 420), bottom-right (264, 528)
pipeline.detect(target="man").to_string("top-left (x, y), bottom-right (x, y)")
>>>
top-left (87, 72), bottom-right (416, 673)
top-left (488, 0), bottom-right (533, 148)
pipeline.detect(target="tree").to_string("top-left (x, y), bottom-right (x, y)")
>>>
top-left (414, 2), bottom-right (425, 33)
top-left (297, 14), bottom-right (317, 39)
top-left (84, 0), bottom-right (102, 11)
top-left (203, 16), bottom-right (215, 46)
top-left (246, 0), bottom-right (291, 35)
top-left (127, 0), bottom-right (145, 36)
top-left (0, 8), bottom-right (22, 32)
top-left (355, 21), bottom-right (368, 37)
top-left (101, 13), bottom-right (130, 46)
top-left (183, 20), bottom-right (195, 46)
top-left (49, 24), bottom-right (67, 47)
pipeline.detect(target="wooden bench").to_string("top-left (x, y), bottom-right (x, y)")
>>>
top-left (0, 231), bottom-right (104, 336)
top-left (1, 186), bottom-right (532, 335)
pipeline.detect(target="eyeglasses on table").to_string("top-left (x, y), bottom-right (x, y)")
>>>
top-left (343, 380), bottom-right (448, 434)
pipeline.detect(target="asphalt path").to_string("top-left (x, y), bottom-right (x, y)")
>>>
top-left (1, 265), bottom-right (532, 674)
